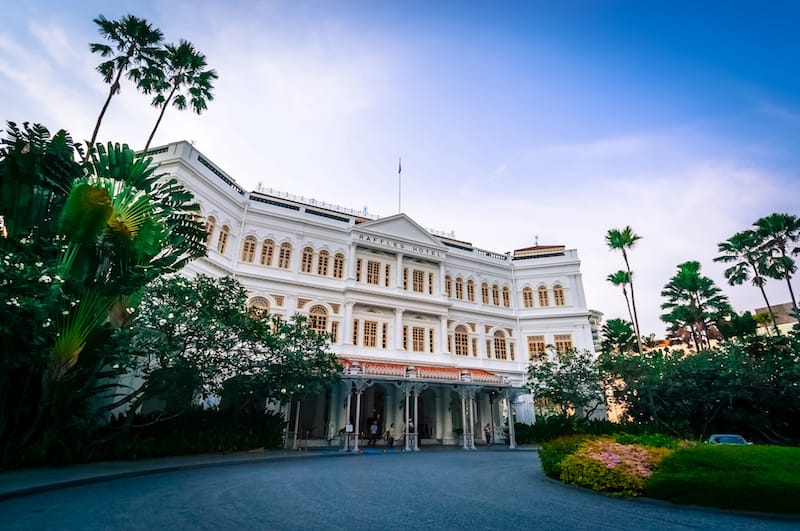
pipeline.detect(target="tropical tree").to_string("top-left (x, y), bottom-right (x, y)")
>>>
top-left (600, 318), bottom-right (637, 355)
top-left (605, 227), bottom-right (644, 353)
top-left (112, 274), bottom-right (341, 422)
top-left (89, 15), bottom-right (165, 149)
top-left (144, 40), bottom-right (218, 151)
top-left (755, 213), bottom-right (800, 322)
top-left (527, 348), bottom-right (604, 420)
top-left (0, 123), bottom-right (207, 467)
top-left (606, 270), bottom-right (639, 350)
top-left (715, 230), bottom-right (780, 335)
top-left (660, 261), bottom-right (732, 350)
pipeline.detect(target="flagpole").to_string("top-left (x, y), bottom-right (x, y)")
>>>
top-left (398, 157), bottom-right (402, 214)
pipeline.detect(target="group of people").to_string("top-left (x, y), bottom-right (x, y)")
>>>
top-left (366, 420), bottom-right (413, 448)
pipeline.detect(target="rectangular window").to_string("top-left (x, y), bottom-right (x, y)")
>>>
top-left (527, 335), bottom-right (546, 362)
top-left (384, 264), bottom-right (391, 287)
top-left (364, 320), bottom-right (378, 347)
top-left (486, 339), bottom-right (492, 359)
top-left (413, 270), bottom-right (424, 293)
top-left (467, 282), bottom-right (475, 302)
top-left (412, 327), bottom-right (425, 352)
top-left (381, 323), bottom-right (388, 349)
top-left (509, 342), bottom-right (515, 361)
top-left (448, 334), bottom-right (453, 353)
top-left (403, 326), bottom-right (408, 350)
top-left (428, 272), bottom-right (434, 295)
top-left (367, 260), bottom-right (380, 285)
top-left (333, 254), bottom-right (344, 279)
top-left (317, 253), bottom-right (329, 276)
top-left (429, 328), bottom-right (435, 353)
top-left (260, 242), bottom-right (274, 266)
top-left (330, 321), bottom-right (339, 343)
top-left (403, 268), bottom-right (408, 290)
top-left (355, 259), bottom-right (362, 282)
top-left (472, 337), bottom-right (478, 357)
top-left (481, 284), bottom-right (489, 304)
top-left (352, 319), bottom-right (359, 345)
top-left (554, 334), bottom-right (573, 353)
top-left (455, 280), bottom-right (463, 300)
top-left (278, 245), bottom-right (291, 269)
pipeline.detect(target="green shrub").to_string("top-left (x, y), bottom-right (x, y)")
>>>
top-left (646, 445), bottom-right (800, 514)
top-left (538, 434), bottom-right (591, 478)
top-left (560, 453), bottom-right (646, 496)
top-left (613, 432), bottom-right (683, 449)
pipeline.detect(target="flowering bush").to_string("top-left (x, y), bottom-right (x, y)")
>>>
top-left (539, 435), bottom-right (593, 478)
top-left (559, 438), bottom-right (672, 496)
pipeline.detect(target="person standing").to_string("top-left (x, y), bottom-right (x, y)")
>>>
top-left (386, 423), bottom-right (396, 449)
top-left (484, 423), bottom-right (492, 445)
top-left (368, 420), bottom-right (379, 447)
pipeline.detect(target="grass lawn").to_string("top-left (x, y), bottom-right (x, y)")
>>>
top-left (645, 444), bottom-right (800, 514)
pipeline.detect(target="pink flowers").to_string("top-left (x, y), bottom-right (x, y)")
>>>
top-left (579, 438), bottom-right (670, 480)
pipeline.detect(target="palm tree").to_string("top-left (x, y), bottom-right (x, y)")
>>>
top-left (606, 270), bottom-right (641, 353)
top-left (755, 213), bottom-right (800, 322)
top-left (89, 15), bottom-right (165, 151)
top-left (606, 227), bottom-right (643, 349)
top-left (715, 230), bottom-right (780, 335)
top-left (660, 261), bottom-right (731, 350)
top-left (144, 40), bottom-right (218, 151)
top-left (600, 318), bottom-right (637, 355)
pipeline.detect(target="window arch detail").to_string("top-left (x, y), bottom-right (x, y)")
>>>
top-left (241, 235), bottom-right (256, 262)
top-left (538, 285), bottom-right (550, 307)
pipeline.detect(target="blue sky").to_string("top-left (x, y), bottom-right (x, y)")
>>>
top-left (3, 1), bottom-right (799, 336)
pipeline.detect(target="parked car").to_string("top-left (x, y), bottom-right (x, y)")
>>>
top-left (706, 434), bottom-right (751, 445)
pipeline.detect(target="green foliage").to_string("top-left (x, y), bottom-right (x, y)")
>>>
top-left (600, 318), bottom-right (637, 355)
top-left (560, 453), bottom-right (646, 496)
top-left (527, 348), bottom-right (604, 419)
top-left (646, 445), bottom-right (800, 514)
top-left (111, 274), bottom-right (341, 420)
top-left (612, 432), bottom-right (683, 449)
top-left (600, 332), bottom-right (800, 443)
top-left (660, 260), bottom-right (731, 350)
top-left (538, 435), bottom-right (592, 478)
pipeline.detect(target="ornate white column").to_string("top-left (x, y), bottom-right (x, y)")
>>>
top-left (413, 390), bottom-right (420, 451)
top-left (353, 388), bottom-right (363, 452)
top-left (461, 396), bottom-right (468, 450)
top-left (395, 253), bottom-right (404, 290)
top-left (404, 387), bottom-right (411, 451)
top-left (343, 302), bottom-right (354, 346)
top-left (293, 400), bottom-right (301, 449)
top-left (506, 390), bottom-right (517, 449)
top-left (439, 315), bottom-right (448, 353)
top-left (394, 308), bottom-right (405, 350)
top-left (347, 242), bottom-right (358, 280)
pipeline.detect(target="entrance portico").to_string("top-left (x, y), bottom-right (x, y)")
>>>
top-left (328, 358), bottom-right (524, 450)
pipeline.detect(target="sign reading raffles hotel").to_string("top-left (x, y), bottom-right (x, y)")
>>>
top-left (145, 141), bottom-right (596, 449)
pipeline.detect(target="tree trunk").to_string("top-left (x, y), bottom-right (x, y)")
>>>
top-left (88, 67), bottom-right (126, 158)
top-left (755, 278), bottom-right (781, 336)
top-left (144, 85), bottom-right (177, 151)
top-left (622, 250), bottom-right (645, 354)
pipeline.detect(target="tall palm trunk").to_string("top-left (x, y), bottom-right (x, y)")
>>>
top-left (621, 286), bottom-right (637, 351)
top-left (753, 273), bottom-right (781, 336)
top-left (622, 250), bottom-right (644, 354)
top-left (89, 48), bottom-right (133, 157)
top-left (778, 249), bottom-right (800, 322)
top-left (144, 85), bottom-right (177, 151)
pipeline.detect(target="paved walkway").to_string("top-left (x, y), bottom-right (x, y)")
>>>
top-left (0, 444), bottom-right (527, 500)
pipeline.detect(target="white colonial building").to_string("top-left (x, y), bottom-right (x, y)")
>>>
top-left (147, 141), bottom-right (595, 450)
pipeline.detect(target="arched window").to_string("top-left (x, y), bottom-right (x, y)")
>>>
top-left (492, 284), bottom-right (500, 306)
top-left (248, 296), bottom-right (270, 318)
top-left (317, 250), bottom-right (330, 276)
top-left (538, 286), bottom-right (550, 307)
top-left (467, 280), bottom-right (475, 302)
top-left (241, 236), bottom-right (256, 262)
top-left (502, 286), bottom-right (510, 308)
top-left (308, 305), bottom-right (328, 334)
top-left (333, 253), bottom-right (345, 278)
top-left (217, 225), bottom-right (230, 254)
top-left (260, 239), bottom-right (275, 266)
top-left (278, 242), bottom-right (292, 269)
top-left (481, 282), bottom-right (489, 304)
top-left (455, 278), bottom-right (464, 300)
top-left (493, 331), bottom-right (508, 360)
top-left (454, 325), bottom-right (469, 356)
top-left (445, 276), bottom-right (453, 297)
top-left (205, 216), bottom-right (216, 247)
top-left (301, 247), bottom-right (314, 273)
top-left (553, 284), bottom-right (565, 306)
top-left (522, 287), bottom-right (534, 308)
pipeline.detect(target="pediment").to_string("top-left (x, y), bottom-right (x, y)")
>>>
top-left (354, 214), bottom-right (446, 250)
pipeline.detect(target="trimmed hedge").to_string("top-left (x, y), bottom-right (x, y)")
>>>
top-left (539, 435), bottom-right (592, 478)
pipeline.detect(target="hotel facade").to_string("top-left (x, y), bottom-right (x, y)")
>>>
top-left (148, 141), bottom-right (596, 449)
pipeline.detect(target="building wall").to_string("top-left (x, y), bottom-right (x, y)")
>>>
top-left (146, 141), bottom-right (596, 396)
